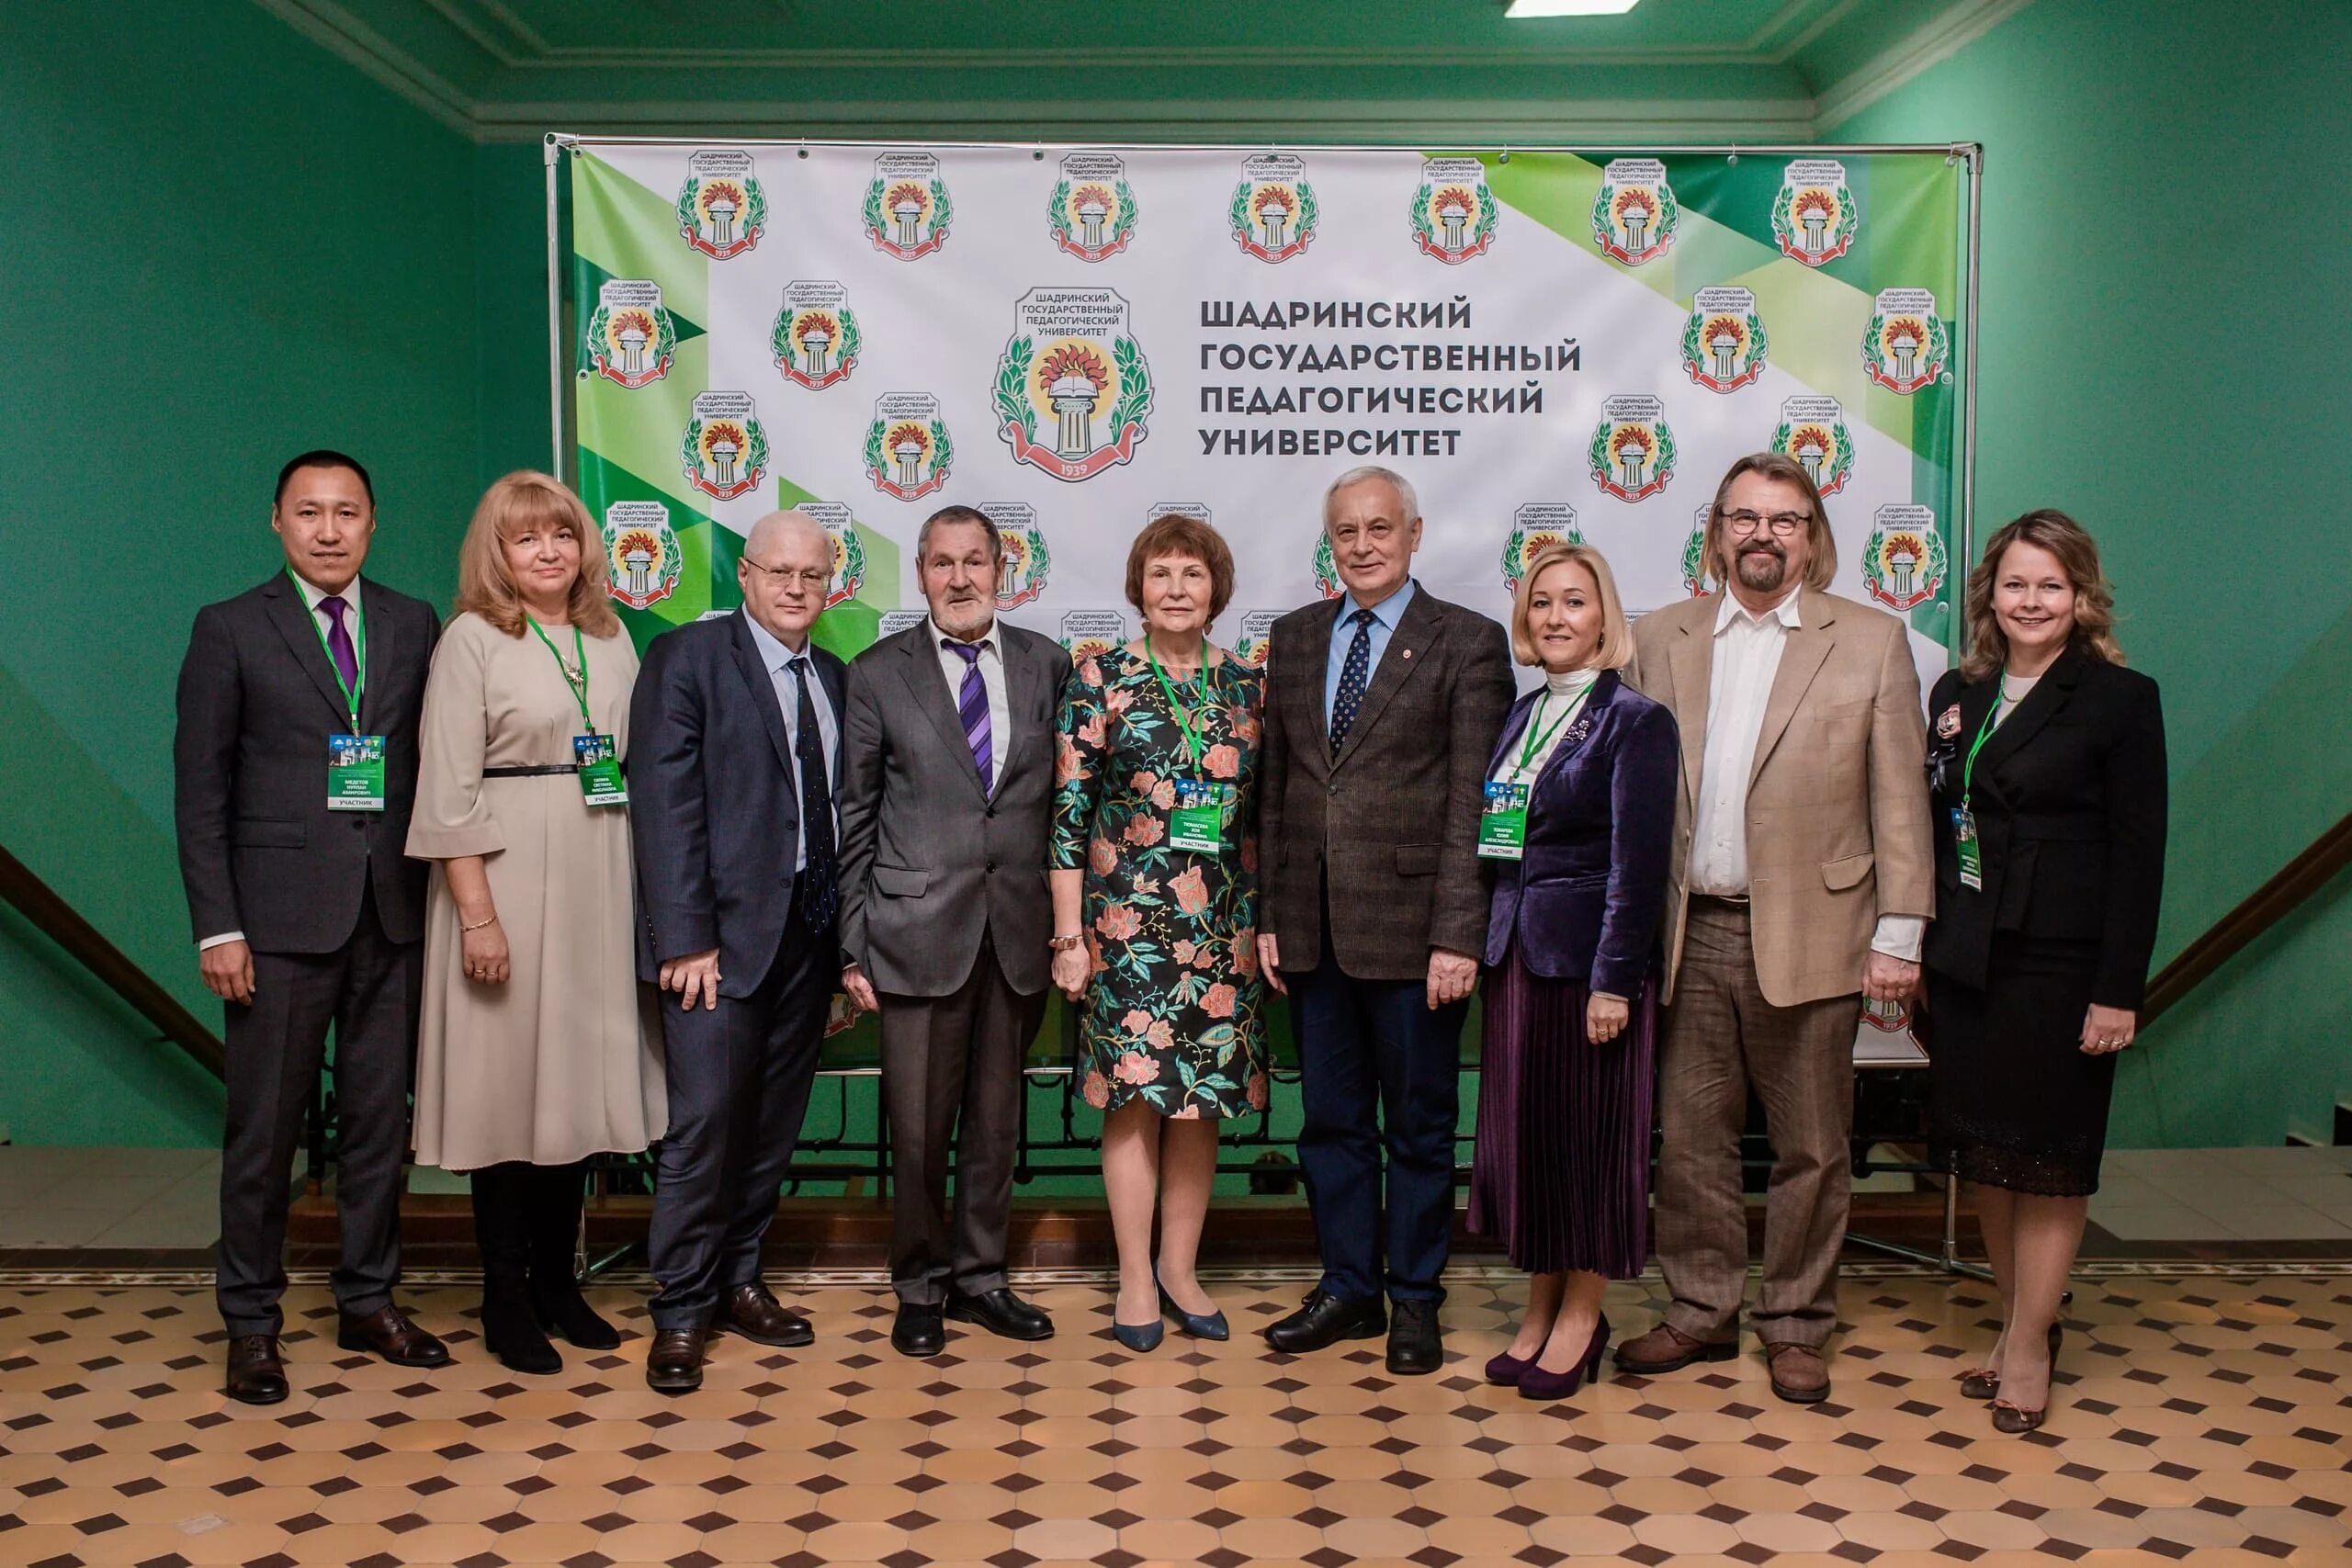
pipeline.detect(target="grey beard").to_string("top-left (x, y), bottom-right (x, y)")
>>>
top-left (1736, 547), bottom-right (1788, 592)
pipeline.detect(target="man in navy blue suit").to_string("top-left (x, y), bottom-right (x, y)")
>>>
top-left (629, 510), bottom-right (848, 1393)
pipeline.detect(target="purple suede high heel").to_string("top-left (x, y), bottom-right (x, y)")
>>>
top-left (1519, 1313), bottom-right (1611, 1402)
top-left (1484, 1348), bottom-right (1533, 1386)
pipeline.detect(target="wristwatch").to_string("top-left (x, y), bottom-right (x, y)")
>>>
top-left (1048, 932), bottom-right (1085, 953)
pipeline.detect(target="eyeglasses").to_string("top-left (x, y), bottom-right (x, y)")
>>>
top-left (742, 558), bottom-right (831, 590)
top-left (1720, 508), bottom-right (1812, 537)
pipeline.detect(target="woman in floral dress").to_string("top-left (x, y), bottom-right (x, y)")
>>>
top-left (1050, 514), bottom-right (1268, 1349)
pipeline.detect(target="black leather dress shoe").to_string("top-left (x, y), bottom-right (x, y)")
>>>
top-left (224, 1335), bottom-right (288, 1405)
top-left (1263, 1289), bottom-right (1386, 1354)
top-left (893, 1302), bottom-right (945, 1358)
top-left (336, 1304), bottom-right (451, 1369)
top-left (718, 1282), bottom-right (814, 1348)
top-left (946, 1287), bottom-right (1055, 1341)
top-left (1386, 1299), bottom-right (1443, 1376)
top-left (645, 1327), bottom-right (706, 1394)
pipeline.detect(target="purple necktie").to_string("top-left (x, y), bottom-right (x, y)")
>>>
top-left (320, 595), bottom-right (361, 698)
top-left (946, 639), bottom-right (993, 788)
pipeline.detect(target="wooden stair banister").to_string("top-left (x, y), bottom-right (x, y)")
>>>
top-left (2142, 809), bottom-right (2352, 1026)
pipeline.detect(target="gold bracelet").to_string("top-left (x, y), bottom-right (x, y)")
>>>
top-left (461, 913), bottom-right (499, 932)
top-left (1048, 933), bottom-right (1084, 953)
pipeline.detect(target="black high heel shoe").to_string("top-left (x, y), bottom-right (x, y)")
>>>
top-left (1990, 1324), bottom-right (2064, 1434)
top-left (1960, 1321), bottom-right (2062, 1402)
top-left (1156, 1270), bottom-right (1229, 1341)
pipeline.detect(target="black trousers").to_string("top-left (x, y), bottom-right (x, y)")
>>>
top-left (647, 882), bottom-right (831, 1331)
top-left (217, 895), bottom-right (422, 1337)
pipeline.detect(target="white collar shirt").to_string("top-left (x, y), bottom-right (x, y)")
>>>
top-left (741, 608), bottom-right (839, 874)
top-left (927, 615), bottom-right (1012, 795)
top-left (1688, 589), bottom-right (1804, 897)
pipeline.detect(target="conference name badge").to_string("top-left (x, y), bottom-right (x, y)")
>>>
top-left (328, 734), bottom-right (388, 813)
top-left (574, 734), bottom-right (628, 807)
top-left (1952, 807), bottom-right (1983, 891)
top-left (1169, 779), bottom-right (1226, 854)
top-left (1478, 781), bottom-right (1530, 861)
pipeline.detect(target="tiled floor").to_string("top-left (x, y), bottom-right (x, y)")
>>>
top-left (5, 1269), bottom-right (2351, 1568)
top-left (2091, 1149), bottom-right (2352, 1243)
top-left (0, 1147), bottom-right (221, 1250)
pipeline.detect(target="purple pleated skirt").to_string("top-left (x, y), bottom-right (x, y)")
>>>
top-left (1466, 942), bottom-right (1658, 1279)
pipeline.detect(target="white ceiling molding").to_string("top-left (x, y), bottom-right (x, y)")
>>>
top-left (248, 0), bottom-right (476, 135)
top-left (1811, 0), bottom-right (2038, 131)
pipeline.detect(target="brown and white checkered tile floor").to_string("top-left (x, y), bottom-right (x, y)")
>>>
top-left (4, 1269), bottom-right (2350, 1567)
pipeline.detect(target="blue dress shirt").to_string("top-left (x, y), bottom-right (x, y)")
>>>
top-left (1323, 578), bottom-right (1418, 728)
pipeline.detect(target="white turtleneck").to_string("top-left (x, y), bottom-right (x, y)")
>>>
top-left (1491, 667), bottom-right (1600, 787)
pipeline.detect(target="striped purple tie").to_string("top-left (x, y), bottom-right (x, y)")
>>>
top-left (945, 638), bottom-right (992, 787)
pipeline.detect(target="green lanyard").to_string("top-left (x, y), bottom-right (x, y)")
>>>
top-left (288, 568), bottom-right (367, 730)
top-left (1508, 680), bottom-right (1591, 782)
top-left (1144, 642), bottom-right (1209, 774)
top-left (1959, 693), bottom-right (2004, 810)
top-left (527, 617), bottom-right (595, 735)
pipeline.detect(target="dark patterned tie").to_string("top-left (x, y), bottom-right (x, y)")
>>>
top-left (789, 656), bottom-right (837, 931)
top-left (945, 638), bottom-right (993, 789)
top-left (319, 595), bottom-right (360, 698)
top-left (1329, 607), bottom-right (1376, 752)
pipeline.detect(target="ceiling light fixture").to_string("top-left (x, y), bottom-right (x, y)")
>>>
top-left (1504, 0), bottom-right (1643, 17)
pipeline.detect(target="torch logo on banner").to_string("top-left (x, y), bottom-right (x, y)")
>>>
top-left (771, 281), bottom-right (862, 391)
top-left (1059, 611), bottom-right (1129, 682)
top-left (602, 501), bottom-right (683, 612)
top-left (1048, 153), bottom-right (1139, 262)
top-left (675, 149), bottom-right (765, 260)
top-left (1499, 504), bottom-right (1586, 595)
top-left (978, 504), bottom-right (1052, 610)
top-left (1232, 611), bottom-right (1281, 671)
top-left (1587, 396), bottom-right (1678, 502)
top-left (1862, 504), bottom-right (1949, 614)
top-left (1228, 153), bottom-right (1318, 264)
top-left (994, 288), bottom-right (1153, 482)
top-left (1770, 397), bottom-right (1855, 496)
top-left (582, 280), bottom-right (677, 389)
top-left (1680, 287), bottom-right (1769, 393)
top-left (680, 392), bottom-right (768, 502)
top-left (1410, 158), bottom-right (1498, 264)
top-left (1590, 159), bottom-right (1679, 265)
top-left (795, 503), bottom-right (869, 610)
top-left (863, 151), bottom-right (953, 260)
top-left (862, 393), bottom-right (953, 502)
top-left (1861, 289), bottom-right (1951, 394)
top-left (1771, 160), bottom-right (1858, 265)
top-left (1681, 507), bottom-right (1713, 597)
top-left (1311, 536), bottom-right (1342, 600)
top-left (1860, 996), bottom-right (1914, 1034)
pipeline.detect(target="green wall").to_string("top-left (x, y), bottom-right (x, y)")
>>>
top-left (1826, 0), bottom-right (2352, 1145)
top-left (0, 2), bottom-right (481, 1145)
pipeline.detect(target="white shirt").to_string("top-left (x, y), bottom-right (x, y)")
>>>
top-left (741, 609), bottom-right (841, 874)
top-left (198, 572), bottom-right (366, 952)
top-left (1490, 668), bottom-right (1600, 787)
top-left (1688, 590), bottom-right (1920, 963)
top-left (929, 615), bottom-right (1011, 794)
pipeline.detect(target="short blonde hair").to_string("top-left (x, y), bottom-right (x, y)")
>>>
top-left (1510, 543), bottom-right (1632, 671)
top-left (455, 471), bottom-right (619, 637)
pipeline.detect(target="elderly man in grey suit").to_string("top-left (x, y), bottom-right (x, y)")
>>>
top-left (838, 504), bottom-right (1073, 1358)
top-left (1255, 466), bottom-right (1515, 1374)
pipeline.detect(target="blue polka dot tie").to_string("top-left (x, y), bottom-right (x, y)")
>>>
top-left (1329, 607), bottom-right (1376, 752)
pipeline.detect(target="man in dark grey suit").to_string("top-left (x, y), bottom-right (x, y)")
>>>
top-left (838, 504), bottom-right (1072, 1357)
top-left (1256, 466), bottom-right (1515, 1374)
top-left (631, 510), bottom-right (849, 1394)
top-left (175, 450), bottom-right (450, 1404)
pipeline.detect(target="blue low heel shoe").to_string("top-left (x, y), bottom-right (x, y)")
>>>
top-left (1157, 1273), bottom-right (1230, 1341)
top-left (1112, 1318), bottom-right (1165, 1352)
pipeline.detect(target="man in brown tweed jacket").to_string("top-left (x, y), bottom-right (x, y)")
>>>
top-left (1254, 466), bottom-right (1514, 1375)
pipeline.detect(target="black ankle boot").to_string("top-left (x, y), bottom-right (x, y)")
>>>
top-left (472, 1164), bottom-right (560, 1375)
top-left (526, 1162), bottom-right (619, 1351)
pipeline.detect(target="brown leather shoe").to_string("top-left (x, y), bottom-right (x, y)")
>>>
top-left (1765, 1342), bottom-right (1830, 1404)
top-left (335, 1304), bottom-right (451, 1369)
top-left (224, 1335), bottom-right (288, 1405)
top-left (1612, 1320), bottom-right (1737, 1375)
top-left (646, 1327), bottom-right (706, 1394)
top-left (718, 1282), bottom-right (814, 1348)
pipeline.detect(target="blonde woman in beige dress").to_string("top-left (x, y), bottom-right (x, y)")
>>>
top-left (407, 471), bottom-right (664, 1375)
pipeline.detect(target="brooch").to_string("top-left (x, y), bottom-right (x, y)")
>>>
top-left (1935, 704), bottom-right (1962, 739)
top-left (1566, 719), bottom-right (1591, 744)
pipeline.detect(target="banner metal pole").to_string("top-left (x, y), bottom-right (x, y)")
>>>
top-left (545, 133), bottom-right (572, 483)
top-left (1959, 141), bottom-right (1984, 660)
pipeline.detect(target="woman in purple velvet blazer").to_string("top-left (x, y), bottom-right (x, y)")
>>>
top-left (1467, 543), bottom-right (1677, 1402)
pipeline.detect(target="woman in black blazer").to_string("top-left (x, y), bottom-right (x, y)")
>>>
top-left (1922, 510), bottom-right (2165, 1436)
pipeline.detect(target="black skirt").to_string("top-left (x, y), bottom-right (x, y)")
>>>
top-left (1926, 934), bottom-right (2116, 1196)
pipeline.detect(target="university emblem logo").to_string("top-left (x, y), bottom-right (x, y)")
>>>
top-left (979, 503), bottom-right (1051, 609)
top-left (602, 501), bottom-right (683, 612)
top-left (1861, 504), bottom-right (1949, 613)
top-left (864, 151), bottom-right (952, 260)
top-left (1048, 153), bottom-right (1137, 262)
top-left (1681, 507), bottom-right (1712, 597)
top-left (1311, 536), bottom-right (1342, 600)
top-left (1587, 395), bottom-right (1678, 502)
top-left (1860, 996), bottom-right (1914, 1034)
top-left (1228, 153), bottom-right (1317, 264)
top-left (1059, 611), bottom-right (1128, 668)
top-left (1499, 504), bottom-right (1585, 593)
top-left (1772, 159), bottom-right (1858, 265)
top-left (771, 281), bottom-right (861, 391)
top-left (679, 391), bottom-right (767, 502)
top-left (877, 609), bottom-right (930, 637)
top-left (1590, 159), bottom-right (1678, 265)
top-left (798, 502), bottom-right (867, 609)
top-left (994, 288), bottom-right (1153, 481)
top-left (862, 393), bottom-right (953, 502)
top-left (675, 149), bottom-right (764, 260)
top-left (1861, 288), bottom-right (1950, 394)
top-left (1681, 287), bottom-right (1768, 393)
top-left (1410, 158), bottom-right (1497, 264)
top-left (582, 280), bottom-right (676, 389)
top-left (1770, 396), bottom-right (1855, 496)
top-left (1233, 611), bottom-right (1281, 670)
top-left (1148, 502), bottom-right (1212, 524)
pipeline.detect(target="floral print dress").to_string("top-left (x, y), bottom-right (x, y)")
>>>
top-left (1051, 645), bottom-right (1270, 1120)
